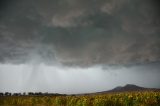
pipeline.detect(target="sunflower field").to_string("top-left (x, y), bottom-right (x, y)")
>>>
top-left (0, 91), bottom-right (160, 106)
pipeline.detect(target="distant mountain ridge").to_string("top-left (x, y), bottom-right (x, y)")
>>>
top-left (75, 84), bottom-right (160, 96)
top-left (98, 84), bottom-right (160, 94)
top-left (111, 84), bottom-right (145, 91)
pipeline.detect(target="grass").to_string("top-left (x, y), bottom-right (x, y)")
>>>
top-left (0, 91), bottom-right (160, 106)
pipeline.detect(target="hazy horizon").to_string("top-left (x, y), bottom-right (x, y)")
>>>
top-left (0, 62), bottom-right (160, 94)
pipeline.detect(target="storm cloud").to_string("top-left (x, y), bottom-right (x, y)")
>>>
top-left (0, 0), bottom-right (160, 66)
top-left (0, 0), bottom-right (160, 93)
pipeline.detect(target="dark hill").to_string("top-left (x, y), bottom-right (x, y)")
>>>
top-left (98, 84), bottom-right (160, 94)
top-left (110, 84), bottom-right (145, 92)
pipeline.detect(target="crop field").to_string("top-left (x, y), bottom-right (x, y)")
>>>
top-left (0, 91), bottom-right (160, 106)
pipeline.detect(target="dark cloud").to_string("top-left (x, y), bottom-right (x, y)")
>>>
top-left (0, 0), bottom-right (160, 66)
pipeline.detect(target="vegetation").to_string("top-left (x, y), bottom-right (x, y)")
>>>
top-left (0, 91), bottom-right (160, 106)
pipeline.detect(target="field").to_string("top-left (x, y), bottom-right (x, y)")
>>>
top-left (0, 91), bottom-right (160, 106)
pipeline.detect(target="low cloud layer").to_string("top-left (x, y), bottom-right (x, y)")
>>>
top-left (0, 0), bottom-right (160, 66)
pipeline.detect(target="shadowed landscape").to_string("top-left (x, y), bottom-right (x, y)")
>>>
top-left (0, 84), bottom-right (160, 106)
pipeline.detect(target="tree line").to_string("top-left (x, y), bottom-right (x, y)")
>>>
top-left (0, 92), bottom-right (67, 96)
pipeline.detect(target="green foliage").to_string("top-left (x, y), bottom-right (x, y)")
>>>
top-left (0, 91), bottom-right (160, 106)
top-left (55, 96), bottom-right (67, 106)
top-left (66, 96), bottom-right (79, 106)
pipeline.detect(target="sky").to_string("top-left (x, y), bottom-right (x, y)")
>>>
top-left (0, 0), bottom-right (160, 94)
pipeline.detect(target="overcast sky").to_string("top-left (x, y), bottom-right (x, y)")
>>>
top-left (0, 0), bottom-right (160, 94)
